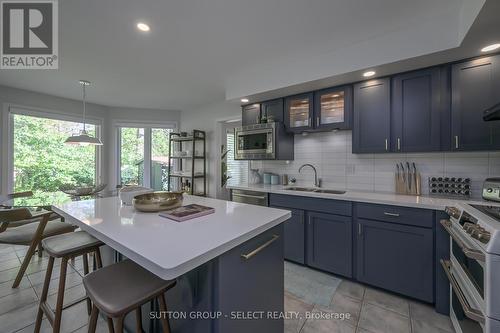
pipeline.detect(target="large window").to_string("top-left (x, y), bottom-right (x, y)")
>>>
top-left (11, 111), bottom-right (99, 200)
top-left (118, 125), bottom-right (174, 190)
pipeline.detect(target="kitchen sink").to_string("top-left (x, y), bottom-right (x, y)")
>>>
top-left (284, 187), bottom-right (345, 195)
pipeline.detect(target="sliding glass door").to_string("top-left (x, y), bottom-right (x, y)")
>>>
top-left (117, 125), bottom-right (174, 190)
top-left (119, 127), bottom-right (145, 186)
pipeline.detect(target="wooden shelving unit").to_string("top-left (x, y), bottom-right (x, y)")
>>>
top-left (167, 130), bottom-right (206, 196)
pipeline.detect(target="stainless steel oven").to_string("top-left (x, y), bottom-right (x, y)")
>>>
top-left (441, 205), bottom-right (500, 333)
top-left (234, 122), bottom-right (293, 160)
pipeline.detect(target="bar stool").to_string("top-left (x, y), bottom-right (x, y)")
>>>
top-left (34, 231), bottom-right (104, 333)
top-left (83, 259), bottom-right (177, 333)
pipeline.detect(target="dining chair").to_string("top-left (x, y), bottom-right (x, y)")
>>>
top-left (0, 208), bottom-right (76, 288)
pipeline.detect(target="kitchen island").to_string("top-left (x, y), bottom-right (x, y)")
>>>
top-left (52, 195), bottom-right (291, 333)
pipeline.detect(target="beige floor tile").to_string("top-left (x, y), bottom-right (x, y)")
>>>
top-left (32, 270), bottom-right (83, 298)
top-left (325, 292), bottom-right (362, 326)
top-left (0, 258), bottom-right (21, 272)
top-left (410, 301), bottom-right (453, 332)
top-left (14, 318), bottom-right (52, 333)
top-left (0, 277), bottom-right (32, 298)
top-left (47, 283), bottom-right (87, 310)
top-left (358, 302), bottom-right (411, 333)
top-left (72, 317), bottom-right (113, 333)
top-left (301, 308), bottom-right (356, 333)
top-left (284, 291), bottom-right (314, 333)
top-left (0, 251), bottom-right (19, 263)
top-left (411, 318), bottom-right (453, 333)
top-left (0, 287), bottom-right (38, 315)
top-left (336, 280), bottom-right (365, 301)
top-left (0, 267), bottom-right (23, 284)
top-left (0, 301), bottom-right (39, 333)
top-left (363, 288), bottom-right (409, 317)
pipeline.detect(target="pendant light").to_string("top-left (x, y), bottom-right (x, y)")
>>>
top-left (65, 80), bottom-right (103, 146)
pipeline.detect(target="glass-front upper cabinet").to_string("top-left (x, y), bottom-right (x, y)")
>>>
top-left (313, 86), bottom-right (352, 130)
top-left (284, 93), bottom-right (313, 132)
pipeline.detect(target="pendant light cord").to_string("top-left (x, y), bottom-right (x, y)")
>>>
top-left (82, 83), bottom-right (87, 132)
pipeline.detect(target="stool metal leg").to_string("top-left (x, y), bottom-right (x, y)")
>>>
top-left (158, 293), bottom-right (171, 333)
top-left (53, 257), bottom-right (68, 333)
top-left (34, 256), bottom-right (55, 333)
top-left (88, 305), bottom-right (99, 333)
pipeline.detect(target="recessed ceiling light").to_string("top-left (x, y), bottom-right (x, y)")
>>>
top-left (481, 43), bottom-right (500, 52)
top-left (240, 98), bottom-right (249, 103)
top-left (363, 71), bottom-right (376, 77)
top-left (137, 23), bottom-right (150, 32)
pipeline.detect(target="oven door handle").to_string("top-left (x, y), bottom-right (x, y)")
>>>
top-left (440, 259), bottom-right (485, 324)
top-left (440, 220), bottom-right (485, 261)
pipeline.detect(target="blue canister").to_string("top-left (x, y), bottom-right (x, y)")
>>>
top-left (271, 174), bottom-right (280, 185)
top-left (263, 173), bottom-right (272, 184)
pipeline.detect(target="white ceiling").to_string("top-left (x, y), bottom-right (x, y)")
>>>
top-left (0, 0), bottom-right (496, 110)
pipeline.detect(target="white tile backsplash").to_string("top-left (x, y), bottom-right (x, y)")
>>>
top-left (258, 130), bottom-right (500, 199)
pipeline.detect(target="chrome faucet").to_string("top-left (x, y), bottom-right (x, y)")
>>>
top-left (299, 164), bottom-right (321, 187)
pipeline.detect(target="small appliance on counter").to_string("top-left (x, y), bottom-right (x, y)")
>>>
top-left (429, 176), bottom-right (471, 199)
top-left (482, 178), bottom-right (500, 202)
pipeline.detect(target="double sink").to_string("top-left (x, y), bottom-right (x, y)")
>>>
top-left (284, 186), bottom-right (346, 195)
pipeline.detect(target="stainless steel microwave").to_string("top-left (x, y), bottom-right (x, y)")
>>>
top-left (234, 122), bottom-right (293, 160)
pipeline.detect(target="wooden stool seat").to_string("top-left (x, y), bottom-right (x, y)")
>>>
top-left (42, 230), bottom-right (103, 257)
top-left (34, 231), bottom-right (103, 333)
top-left (84, 259), bottom-right (176, 333)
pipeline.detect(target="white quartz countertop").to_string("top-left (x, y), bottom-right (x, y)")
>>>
top-left (52, 195), bottom-right (291, 280)
top-left (227, 183), bottom-right (497, 210)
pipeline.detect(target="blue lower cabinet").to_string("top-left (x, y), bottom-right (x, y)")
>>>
top-left (215, 224), bottom-right (284, 333)
top-left (307, 212), bottom-right (353, 278)
top-left (281, 208), bottom-right (305, 264)
top-left (356, 218), bottom-right (434, 302)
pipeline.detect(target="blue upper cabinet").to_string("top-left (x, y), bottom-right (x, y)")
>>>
top-left (241, 103), bottom-right (261, 126)
top-left (313, 85), bottom-right (352, 130)
top-left (391, 67), bottom-right (446, 152)
top-left (284, 93), bottom-right (314, 133)
top-left (352, 78), bottom-right (391, 153)
top-left (261, 98), bottom-right (284, 123)
top-left (451, 55), bottom-right (500, 151)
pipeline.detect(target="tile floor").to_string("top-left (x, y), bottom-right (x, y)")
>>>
top-left (284, 266), bottom-right (455, 333)
top-left (0, 243), bottom-right (455, 333)
top-left (0, 243), bottom-right (110, 333)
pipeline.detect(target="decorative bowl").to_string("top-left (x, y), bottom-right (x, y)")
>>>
top-left (60, 183), bottom-right (107, 197)
top-left (132, 191), bottom-right (184, 212)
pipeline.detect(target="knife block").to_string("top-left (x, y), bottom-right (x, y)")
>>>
top-left (395, 164), bottom-right (421, 196)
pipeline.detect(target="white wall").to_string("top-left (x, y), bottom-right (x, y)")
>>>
top-left (180, 100), bottom-right (241, 197)
top-left (257, 131), bottom-right (500, 199)
top-left (0, 85), bottom-right (180, 195)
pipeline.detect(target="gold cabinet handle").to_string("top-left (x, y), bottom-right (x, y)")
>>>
top-left (440, 259), bottom-right (485, 323)
top-left (241, 235), bottom-right (279, 260)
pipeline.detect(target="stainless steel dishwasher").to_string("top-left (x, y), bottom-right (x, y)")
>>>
top-left (231, 189), bottom-right (268, 206)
